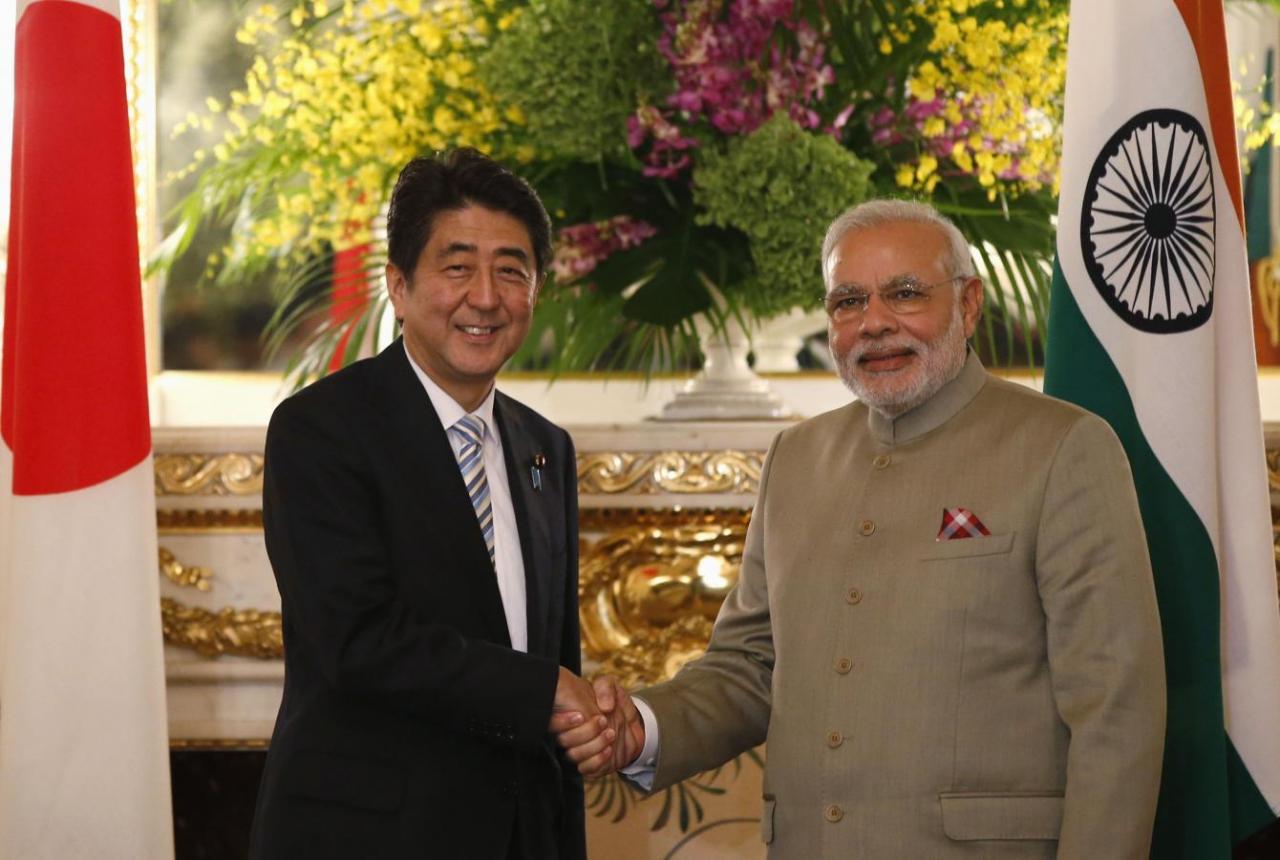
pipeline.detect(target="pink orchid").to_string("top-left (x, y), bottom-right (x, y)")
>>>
top-left (552, 217), bottom-right (660, 282)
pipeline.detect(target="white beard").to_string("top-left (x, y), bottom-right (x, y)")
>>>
top-left (833, 302), bottom-right (969, 418)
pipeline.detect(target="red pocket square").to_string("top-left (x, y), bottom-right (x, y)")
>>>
top-left (937, 508), bottom-right (991, 540)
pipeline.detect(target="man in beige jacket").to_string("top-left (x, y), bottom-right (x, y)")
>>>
top-left (558, 199), bottom-right (1167, 858)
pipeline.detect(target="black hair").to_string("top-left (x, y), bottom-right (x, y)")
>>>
top-left (385, 148), bottom-right (552, 280)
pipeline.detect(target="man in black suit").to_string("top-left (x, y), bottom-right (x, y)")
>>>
top-left (249, 150), bottom-right (615, 859)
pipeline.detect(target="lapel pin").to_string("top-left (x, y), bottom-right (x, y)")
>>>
top-left (531, 453), bottom-right (546, 492)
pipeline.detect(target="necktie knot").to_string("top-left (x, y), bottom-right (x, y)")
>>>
top-left (453, 414), bottom-right (485, 447)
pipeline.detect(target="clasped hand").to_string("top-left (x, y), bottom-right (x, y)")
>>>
top-left (548, 668), bottom-right (645, 778)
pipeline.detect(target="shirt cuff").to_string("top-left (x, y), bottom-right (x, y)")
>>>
top-left (619, 695), bottom-right (660, 790)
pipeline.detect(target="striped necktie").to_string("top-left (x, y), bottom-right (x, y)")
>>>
top-left (450, 414), bottom-right (495, 565)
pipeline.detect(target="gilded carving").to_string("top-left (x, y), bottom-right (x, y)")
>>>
top-left (156, 505), bottom-right (750, 534)
top-left (155, 504), bottom-right (752, 534)
top-left (579, 506), bottom-right (751, 534)
top-left (151, 450), bottom-right (769, 497)
top-left (161, 598), bottom-right (283, 660)
top-left (154, 503), bottom-right (755, 535)
top-left (170, 738), bottom-right (270, 751)
top-left (586, 615), bottom-right (716, 690)
top-left (157, 509), bottom-right (264, 532)
top-left (158, 547), bottom-right (212, 591)
top-left (154, 454), bottom-right (264, 496)
top-left (1268, 448), bottom-right (1280, 493)
top-left (577, 451), bottom-right (763, 495)
top-left (579, 524), bottom-right (745, 687)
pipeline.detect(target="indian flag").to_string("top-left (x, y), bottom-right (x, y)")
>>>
top-left (0, 0), bottom-right (173, 856)
top-left (1045, 0), bottom-right (1280, 854)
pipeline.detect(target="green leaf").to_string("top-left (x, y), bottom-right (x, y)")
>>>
top-left (621, 258), bottom-right (713, 326)
top-left (652, 785), bottom-right (674, 831)
top-left (580, 245), bottom-right (662, 297)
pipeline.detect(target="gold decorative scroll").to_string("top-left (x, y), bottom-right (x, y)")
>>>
top-left (154, 454), bottom-right (264, 496)
top-left (159, 547), bottom-right (212, 591)
top-left (152, 450), bottom-right (767, 497)
top-left (578, 506), bottom-right (752, 534)
top-left (579, 523), bottom-right (745, 687)
top-left (577, 451), bottom-right (764, 495)
top-left (1268, 449), bottom-right (1280, 493)
top-left (161, 598), bottom-right (283, 660)
top-left (155, 503), bottom-right (747, 533)
top-left (157, 509), bottom-right (264, 532)
top-left (161, 506), bottom-right (750, 533)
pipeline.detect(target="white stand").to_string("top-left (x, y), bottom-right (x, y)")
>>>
top-left (656, 317), bottom-right (792, 420)
top-left (750, 307), bottom-right (828, 372)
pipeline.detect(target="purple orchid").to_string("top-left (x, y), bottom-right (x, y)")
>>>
top-left (628, 0), bottom-right (844, 178)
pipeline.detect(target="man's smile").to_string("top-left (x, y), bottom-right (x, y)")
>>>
top-left (457, 324), bottom-right (501, 338)
top-left (857, 347), bottom-right (916, 373)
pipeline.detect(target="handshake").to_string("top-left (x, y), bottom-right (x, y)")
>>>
top-left (547, 667), bottom-right (646, 779)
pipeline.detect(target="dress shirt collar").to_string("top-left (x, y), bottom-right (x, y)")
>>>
top-left (402, 341), bottom-right (497, 437)
top-left (867, 348), bottom-right (987, 446)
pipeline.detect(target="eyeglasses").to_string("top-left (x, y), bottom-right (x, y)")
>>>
top-left (824, 275), bottom-right (967, 322)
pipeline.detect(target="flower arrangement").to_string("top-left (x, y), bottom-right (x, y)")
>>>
top-left (158, 0), bottom-right (514, 278)
top-left (159, 0), bottom-right (1075, 378)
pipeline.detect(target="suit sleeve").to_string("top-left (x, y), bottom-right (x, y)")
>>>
top-left (555, 429), bottom-right (587, 860)
top-left (263, 394), bottom-right (560, 754)
top-left (635, 434), bottom-right (780, 791)
top-left (1034, 413), bottom-right (1166, 858)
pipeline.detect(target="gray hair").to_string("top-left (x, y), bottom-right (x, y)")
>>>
top-left (821, 199), bottom-right (976, 290)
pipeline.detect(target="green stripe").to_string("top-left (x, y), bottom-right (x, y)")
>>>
top-left (1044, 260), bottom-right (1275, 856)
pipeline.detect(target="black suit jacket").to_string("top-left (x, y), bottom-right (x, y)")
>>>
top-left (249, 341), bottom-right (585, 860)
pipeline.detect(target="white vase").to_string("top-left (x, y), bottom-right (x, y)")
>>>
top-left (656, 316), bottom-right (793, 421)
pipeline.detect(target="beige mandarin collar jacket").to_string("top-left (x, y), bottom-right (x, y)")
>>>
top-left (638, 350), bottom-right (1166, 859)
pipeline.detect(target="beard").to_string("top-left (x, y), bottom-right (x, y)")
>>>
top-left (832, 302), bottom-right (969, 418)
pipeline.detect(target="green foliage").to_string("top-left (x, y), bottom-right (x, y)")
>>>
top-left (694, 114), bottom-right (875, 316)
top-left (479, 0), bottom-right (667, 163)
top-left (155, 0), bottom-right (1127, 375)
top-left (502, 159), bottom-right (752, 373)
top-left (934, 187), bottom-right (1056, 364)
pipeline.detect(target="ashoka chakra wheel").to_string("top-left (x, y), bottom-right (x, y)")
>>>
top-left (1080, 108), bottom-right (1215, 333)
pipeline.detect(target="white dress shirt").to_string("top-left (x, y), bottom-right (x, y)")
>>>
top-left (404, 344), bottom-right (528, 652)
top-left (621, 697), bottom-right (662, 789)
